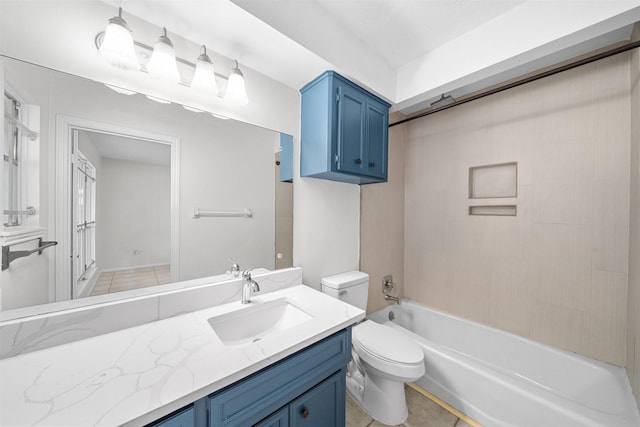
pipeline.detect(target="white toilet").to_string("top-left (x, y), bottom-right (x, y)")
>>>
top-left (321, 271), bottom-right (425, 426)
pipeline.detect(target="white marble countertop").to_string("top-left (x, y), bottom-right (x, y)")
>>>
top-left (0, 285), bottom-right (364, 426)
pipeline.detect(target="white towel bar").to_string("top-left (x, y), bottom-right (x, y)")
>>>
top-left (192, 208), bottom-right (252, 218)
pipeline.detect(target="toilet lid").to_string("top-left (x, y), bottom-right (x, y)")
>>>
top-left (353, 321), bottom-right (423, 365)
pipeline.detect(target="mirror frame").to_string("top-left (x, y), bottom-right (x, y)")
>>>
top-left (54, 115), bottom-right (180, 302)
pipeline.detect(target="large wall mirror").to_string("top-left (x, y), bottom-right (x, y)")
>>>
top-left (1, 55), bottom-right (293, 318)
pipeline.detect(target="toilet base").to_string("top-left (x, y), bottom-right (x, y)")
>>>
top-left (347, 368), bottom-right (410, 426)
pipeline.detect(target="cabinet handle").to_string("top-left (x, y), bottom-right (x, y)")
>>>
top-left (369, 162), bottom-right (375, 167)
top-left (354, 158), bottom-right (362, 165)
top-left (301, 407), bottom-right (310, 418)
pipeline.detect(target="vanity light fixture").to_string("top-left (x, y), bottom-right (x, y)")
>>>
top-left (225, 60), bottom-right (249, 105)
top-left (96, 8), bottom-right (250, 105)
top-left (191, 45), bottom-right (219, 94)
top-left (147, 27), bottom-right (181, 84)
top-left (97, 7), bottom-right (139, 70)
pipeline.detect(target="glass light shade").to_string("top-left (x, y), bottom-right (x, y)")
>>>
top-left (225, 60), bottom-right (248, 105)
top-left (97, 8), bottom-right (139, 70)
top-left (183, 105), bottom-right (204, 113)
top-left (191, 46), bottom-right (219, 94)
top-left (147, 28), bottom-right (181, 84)
top-left (145, 95), bottom-right (171, 104)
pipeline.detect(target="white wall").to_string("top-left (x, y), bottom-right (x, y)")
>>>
top-left (99, 158), bottom-right (170, 271)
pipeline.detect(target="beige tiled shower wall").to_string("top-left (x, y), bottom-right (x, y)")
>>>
top-left (627, 24), bottom-right (640, 408)
top-left (364, 52), bottom-right (633, 367)
top-left (361, 113), bottom-right (406, 314)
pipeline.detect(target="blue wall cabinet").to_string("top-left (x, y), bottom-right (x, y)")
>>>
top-left (146, 329), bottom-right (351, 427)
top-left (300, 71), bottom-right (391, 185)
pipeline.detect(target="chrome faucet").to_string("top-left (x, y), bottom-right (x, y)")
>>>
top-left (241, 269), bottom-right (260, 304)
top-left (382, 275), bottom-right (400, 304)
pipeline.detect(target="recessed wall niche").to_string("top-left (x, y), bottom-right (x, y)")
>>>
top-left (469, 162), bottom-right (517, 198)
top-left (468, 162), bottom-right (517, 216)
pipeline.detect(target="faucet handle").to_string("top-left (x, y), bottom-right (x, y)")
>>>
top-left (242, 269), bottom-right (252, 280)
top-left (227, 259), bottom-right (240, 277)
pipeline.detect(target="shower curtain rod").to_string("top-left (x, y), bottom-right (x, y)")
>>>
top-left (389, 39), bottom-right (640, 128)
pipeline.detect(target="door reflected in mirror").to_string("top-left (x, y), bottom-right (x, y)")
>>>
top-left (72, 129), bottom-right (172, 299)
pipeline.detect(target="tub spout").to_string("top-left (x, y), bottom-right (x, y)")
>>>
top-left (384, 294), bottom-right (400, 304)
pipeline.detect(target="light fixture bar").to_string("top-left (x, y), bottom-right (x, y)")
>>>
top-left (95, 32), bottom-right (229, 81)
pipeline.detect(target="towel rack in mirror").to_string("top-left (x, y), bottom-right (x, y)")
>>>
top-left (2, 237), bottom-right (58, 270)
top-left (192, 208), bottom-right (252, 218)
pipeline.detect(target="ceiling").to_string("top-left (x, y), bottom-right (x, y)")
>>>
top-left (86, 131), bottom-right (171, 166)
top-left (105, 0), bottom-right (640, 115)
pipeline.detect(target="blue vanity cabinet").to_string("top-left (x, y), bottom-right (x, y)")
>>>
top-left (208, 328), bottom-right (351, 426)
top-left (300, 71), bottom-right (390, 185)
top-left (146, 329), bottom-right (350, 427)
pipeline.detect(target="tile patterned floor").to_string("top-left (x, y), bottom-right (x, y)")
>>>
top-left (90, 265), bottom-right (171, 296)
top-left (346, 386), bottom-right (476, 427)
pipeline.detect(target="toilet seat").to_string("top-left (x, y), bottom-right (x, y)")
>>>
top-left (353, 321), bottom-right (424, 379)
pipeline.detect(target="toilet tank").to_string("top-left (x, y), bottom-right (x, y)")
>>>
top-left (321, 271), bottom-right (369, 310)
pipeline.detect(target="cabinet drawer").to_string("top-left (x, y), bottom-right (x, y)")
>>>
top-left (289, 369), bottom-right (346, 427)
top-left (209, 329), bottom-right (351, 426)
top-left (148, 405), bottom-right (195, 427)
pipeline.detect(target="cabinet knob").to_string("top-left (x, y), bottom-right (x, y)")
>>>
top-left (369, 162), bottom-right (376, 167)
top-left (354, 158), bottom-right (362, 165)
top-left (301, 407), bottom-right (310, 418)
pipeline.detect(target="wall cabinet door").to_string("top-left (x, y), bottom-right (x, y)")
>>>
top-left (365, 102), bottom-right (387, 179)
top-left (336, 83), bottom-right (366, 176)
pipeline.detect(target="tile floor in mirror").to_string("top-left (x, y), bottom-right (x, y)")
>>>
top-left (90, 265), bottom-right (171, 296)
top-left (346, 386), bottom-right (477, 427)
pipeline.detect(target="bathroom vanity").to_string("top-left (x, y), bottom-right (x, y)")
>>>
top-left (0, 268), bottom-right (364, 426)
top-left (154, 329), bottom-right (350, 427)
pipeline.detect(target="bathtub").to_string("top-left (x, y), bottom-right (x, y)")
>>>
top-left (369, 300), bottom-right (640, 427)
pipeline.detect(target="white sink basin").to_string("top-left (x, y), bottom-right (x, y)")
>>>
top-left (208, 298), bottom-right (313, 346)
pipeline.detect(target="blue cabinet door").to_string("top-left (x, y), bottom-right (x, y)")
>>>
top-left (336, 83), bottom-right (366, 176)
top-left (289, 369), bottom-right (346, 427)
top-left (365, 103), bottom-right (388, 179)
top-left (254, 406), bottom-right (289, 427)
top-left (279, 133), bottom-right (293, 182)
